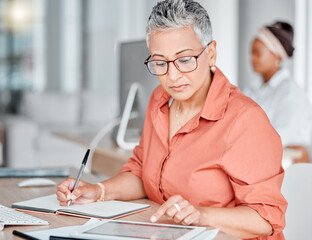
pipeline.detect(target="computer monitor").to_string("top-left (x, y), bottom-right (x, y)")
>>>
top-left (116, 40), bottom-right (159, 150)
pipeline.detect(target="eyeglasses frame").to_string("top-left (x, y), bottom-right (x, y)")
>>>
top-left (144, 43), bottom-right (210, 76)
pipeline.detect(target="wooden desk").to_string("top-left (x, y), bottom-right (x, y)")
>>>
top-left (0, 171), bottom-right (239, 240)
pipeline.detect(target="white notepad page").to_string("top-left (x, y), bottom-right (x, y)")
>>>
top-left (12, 194), bottom-right (150, 218)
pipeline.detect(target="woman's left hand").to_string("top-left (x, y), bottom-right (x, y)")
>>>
top-left (150, 195), bottom-right (202, 225)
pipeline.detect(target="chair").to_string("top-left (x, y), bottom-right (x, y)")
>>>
top-left (281, 163), bottom-right (312, 239)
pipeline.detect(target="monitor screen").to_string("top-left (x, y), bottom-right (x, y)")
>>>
top-left (116, 40), bottom-right (159, 149)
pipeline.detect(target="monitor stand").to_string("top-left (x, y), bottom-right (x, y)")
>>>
top-left (116, 83), bottom-right (140, 150)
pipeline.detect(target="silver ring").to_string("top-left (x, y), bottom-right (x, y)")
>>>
top-left (173, 203), bottom-right (181, 212)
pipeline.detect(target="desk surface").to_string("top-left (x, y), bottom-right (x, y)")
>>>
top-left (0, 170), bottom-right (239, 240)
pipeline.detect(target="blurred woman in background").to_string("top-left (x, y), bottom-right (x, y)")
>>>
top-left (244, 21), bottom-right (312, 166)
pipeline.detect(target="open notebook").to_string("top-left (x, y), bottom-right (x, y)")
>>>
top-left (12, 194), bottom-right (150, 219)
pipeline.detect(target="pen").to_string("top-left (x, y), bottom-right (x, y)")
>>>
top-left (50, 236), bottom-right (83, 240)
top-left (67, 149), bottom-right (90, 206)
top-left (13, 230), bottom-right (40, 240)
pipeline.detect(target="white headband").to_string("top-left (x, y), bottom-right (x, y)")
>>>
top-left (257, 28), bottom-right (288, 59)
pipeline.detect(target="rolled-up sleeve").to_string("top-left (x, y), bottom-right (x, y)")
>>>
top-left (221, 105), bottom-right (287, 238)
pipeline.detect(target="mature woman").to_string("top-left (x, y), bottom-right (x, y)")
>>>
top-left (57, 1), bottom-right (287, 239)
top-left (244, 21), bottom-right (312, 164)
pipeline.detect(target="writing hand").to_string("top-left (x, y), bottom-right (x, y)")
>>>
top-left (56, 178), bottom-right (103, 206)
top-left (150, 195), bottom-right (202, 225)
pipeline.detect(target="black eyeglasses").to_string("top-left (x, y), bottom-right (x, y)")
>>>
top-left (144, 44), bottom-right (209, 76)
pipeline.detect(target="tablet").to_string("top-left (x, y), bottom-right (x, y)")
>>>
top-left (72, 219), bottom-right (206, 240)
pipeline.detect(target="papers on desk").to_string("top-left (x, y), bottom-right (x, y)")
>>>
top-left (13, 218), bottom-right (99, 240)
top-left (13, 218), bottom-right (219, 240)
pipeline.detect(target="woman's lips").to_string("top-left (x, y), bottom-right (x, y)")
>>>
top-left (170, 84), bottom-right (188, 92)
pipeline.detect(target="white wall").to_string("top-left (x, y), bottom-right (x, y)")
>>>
top-left (60, 0), bottom-right (81, 93)
top-left (88, 0), bottom-right (119, 97)
top-left (87, 0), bottom-right (157, 93)
top-left (87, 0), bottom-right (157, 116)
top-left (296, 0), bottom-right (312, 102)
top-left (308, 0), bottom-right (312, 102)
top-left (32, 0), bottom-right (46, 92)
top-left (199, 0), bottom-right (239, 86)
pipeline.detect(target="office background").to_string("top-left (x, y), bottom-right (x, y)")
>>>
top-left (0, 0), bottom-right (311, 168)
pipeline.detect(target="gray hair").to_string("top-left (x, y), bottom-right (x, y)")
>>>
top-left (146, 0), bottom-right (213, 47)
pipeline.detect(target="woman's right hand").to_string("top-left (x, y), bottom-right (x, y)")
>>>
top-left (56, 178), bottom-right (103, 206)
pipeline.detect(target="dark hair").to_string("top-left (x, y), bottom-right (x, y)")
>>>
top-left (267, 21), bottom-right (294, 57)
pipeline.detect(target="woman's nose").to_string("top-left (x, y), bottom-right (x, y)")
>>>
top-left (167, 62), bottom-right (182, 81)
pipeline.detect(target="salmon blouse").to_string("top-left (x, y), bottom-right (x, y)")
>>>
top-left (120, 68), bottom-right (287, 240)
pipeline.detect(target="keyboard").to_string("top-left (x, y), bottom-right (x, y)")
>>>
top-left (0, 168), bottom-right (70, 178)
top-left (0, 205), bottom-right (49, 230)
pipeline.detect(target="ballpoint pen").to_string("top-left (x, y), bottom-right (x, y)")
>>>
top-left (67, 149), bottom-right (90, 207)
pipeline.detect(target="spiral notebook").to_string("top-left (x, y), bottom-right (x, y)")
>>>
top-left (12, 194), bottom-right (150, 219)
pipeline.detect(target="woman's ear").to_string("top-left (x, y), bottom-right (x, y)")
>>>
top-left (207, 40), bottom-right (217, 66)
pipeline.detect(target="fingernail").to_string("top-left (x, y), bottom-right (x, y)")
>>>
top-left (150, 216), bottom-right (157, 222)
top-left (67, 194), bottom-right (71, 200)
